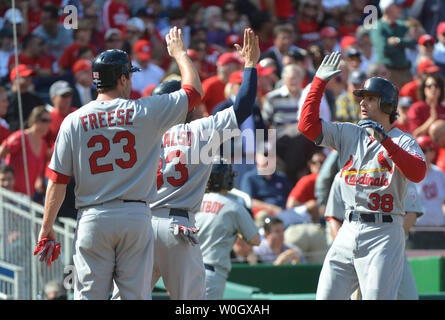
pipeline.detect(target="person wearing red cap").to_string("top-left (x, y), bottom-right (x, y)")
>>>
top-left (400, 58), bottom-right (440, 103)
top-left (71, 59), bottom-right (97, 108)
top-left (428, 119), bottom-right (445, 173)
top-left (407, 73), bottom-right (445, 137)
top-left (340, 36), bottom-right (359, 53)
top-left (319, 26), bottom-right (339, 55)
top-left (6, 64), bottom-right (43, 133)
top-left (433, 22), bottom-right (445, 75)
top-left (202, 52), bottom-right (242, 114)
top-left (406, 135), bottom-right (445, 249)
top-left (131, 39), bottom-right (165, 95)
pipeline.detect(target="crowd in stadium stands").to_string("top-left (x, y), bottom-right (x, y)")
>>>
top-left (1, 0), bottom-right (445, 275)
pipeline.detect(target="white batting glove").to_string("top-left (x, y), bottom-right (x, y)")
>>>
top-left (169, 216), bottom-right (200, 246)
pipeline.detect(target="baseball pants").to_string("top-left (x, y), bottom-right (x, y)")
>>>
top-left (204, 266), bottom-right (228, 300)
top-left (150, 207), bottom-right (206, 300)
top-left (73, 201), bottom-right (154, 300)
top-left (316, 213), bottom-right (405, 300)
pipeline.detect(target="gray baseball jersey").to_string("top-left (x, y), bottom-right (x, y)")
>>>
top-left (150, 107), bottom-right (238, 212)
top-left (318, 120), bottom-right (425, 215)
top-left (49, 90), bottom-right (188, 208)
top-left (195, 192), bottom-right (258, 273)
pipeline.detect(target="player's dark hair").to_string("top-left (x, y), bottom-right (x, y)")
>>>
top-left (389, 111), bottom-right (398, 124)
top-left (263, 216), bottom-right (283, 233)
top-left (0, 164), bottom-right (14, 176)
top-left (96, 73), bottom-right (130, 94)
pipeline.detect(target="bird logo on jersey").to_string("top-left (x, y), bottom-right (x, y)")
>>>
top-left (340, 152), bottom-right (394, 186)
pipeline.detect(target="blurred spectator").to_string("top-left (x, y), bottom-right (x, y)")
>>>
top-left (253, 217), bottom-right (306, 265)
top-left (61, 0), bottom-right (95, 19)
top-left (257, 63), bottom-right (277, 98)
top-left (131, 40), bottom-right (165, 95)
top-left (407, 73), bottom-right (445, 137)
top-left (400, 58), bottom-right (440, 103)
top-left (262, 25), bottom-right (297, 77)
top-left (319, 26), bottom-right (339, 56)
top-left (6, 64), bottom-right (44, 133)
top-left (250, 10), bottom-right (274, 53)
top-left (0, 26), bottom-right (13, 81)
top-left (281, 48), bottom-right (313, 88)
top-left (297, 0), bottom-right (323, 49)
top-left (433, 22), bottom-right (445, 76)
top-left (240, 150), bottom-right (292, 216)
top-left (2, 8), bottom-right (26, 40)
top-left (225, 34), bottom-right (243, 53)
top-left (44, 280), bottom-right (67, 300)
top-left (19, 0), bottom-right (42, 34)
top-left (355, 25), bottom-right (376, 73)
top-left (404, 17), bottom-right (426, 75)
top-left (124, 17), bottom-right (146, 53)
top-left (412, 0), bottom-right (445, 38)
top-left (8, 34), bottom-right (53, 78)
top-left (406, 135), bottom-right (445, 249)
top-left (76, 46), bottom-right (95, 62)
top-left (202, 52), bottom-right (242, 114)
top-left (339, 35), bottom-right (359, 54)
top-left (429, 119), bottom-right (445, 173)
top-left (343, 47), bottom-right (362, 73)
top-left (102, 0), bottom-right (130, 35)
top-left (0, 106), bottom-right (50, 197)
top-left (161, 7), bottom-right (191, 48)
top-left (393, 96), bottom-right (413, 133)
top-left (370, 0), bottom-right (416, 89)
top-left (44, 81), bottom-right (77, 148)
top-left (103, 28), bottom-right (124, 51)
top-left (231, 237), bottom-right (259, 265)
top-left (203, 6), bottom-right (228, 49)
top-left (259, 0), bottom-right (295, 22)
top-left (0, 163), bottom-right (15, 191)
top-left (338, 6), bottom-right (359, 37)
top-left (189, 38), bottom-right (217, 77)
top-left (335, 69), bottom-right (367, 123)
top-left (416, 34), bottom-right (436, 66)
top-left (83, 3), bottom-right (105, 52)
top-left (71, 59), bottom-right (96, 109)
top-left (32, 3), bottom-right (73, 59)
top-left (0, 86), bottom-right (10, 144)
top-left (58, 19), bottom-right (97, 73)
top-left (221, 0), bottom-right (249, 35)
top-left (186, 2), bottom-right (205, 30)
top-left (286, 150), bottom-right (326, 209)
top-left (365, 61), bottom-right (389, 79)
top-left (284, 221), bottom-right (327, 263)
top-left (262, 64), bottom-right (304, 131)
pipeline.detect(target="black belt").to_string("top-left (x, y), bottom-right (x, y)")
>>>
top-left (123, 200), bottom-right (146, 205)
top-left (349, 213), bottom-right (393, 223)
top-left (169, 208), bottom-right (189, 219)
top-left (204, 264), bottom-right (215, 272)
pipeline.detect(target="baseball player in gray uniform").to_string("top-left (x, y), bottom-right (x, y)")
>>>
top-left (149, 28), bottom-right (260, 300)
top-left (325, 172), bottom-right (423, 299)
top-left (195, 159), bottom-right (260, 299)
top-left (298, 51), bottom-right (426, 299)
top-left (36, 27), bottom-right (203, 300)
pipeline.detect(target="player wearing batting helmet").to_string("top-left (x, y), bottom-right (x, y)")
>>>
top-left (195, 158), bottom-right (260, 299)
top-left (298, 51), bottom-right (426, 300)
top-left (37, 27), bottom-right (203, 300)
top-left (147, 28), bottom-right (260, 300)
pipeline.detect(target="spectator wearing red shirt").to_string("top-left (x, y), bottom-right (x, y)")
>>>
top-left (19, 0), bottom-right (42, 34)
top-left (407, 73), bottom-right (445, 137)
top-left (400, 58), bottom-right (441, 103)
top-left (250, 11), bottom-right (274, 53)
top-left (286, 151), bottom-right (326, 209)
top-left (297, 0), bottom-right (322, 49)
top-left (202, 52), bottom-right (243, 114)
top-left (102, 0), bottom-right (130, 36)
top-left (83, 3), bottom-right (105, 52)
top-left (8, 34), bottom-right (53, 78)
top-left (338, 6), bottom-right (359, 38)
top-left (58, 19), bottom-right (97, 73)
top-left (0, 86), bottom-right (10, 144)
top-left (0, 106), bottom-right (50, 197)
top-left (260, 0), bottom-right (294, 21)
top-left (45, 81), bottom-right (77, 148)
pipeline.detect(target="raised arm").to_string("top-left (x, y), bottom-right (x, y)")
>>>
top-left (165, 27), bottom-right (203, 109)
top-left (231, 28), bottom-right (259, 125)
top-left (298, 52), bottom-right (342, 141)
